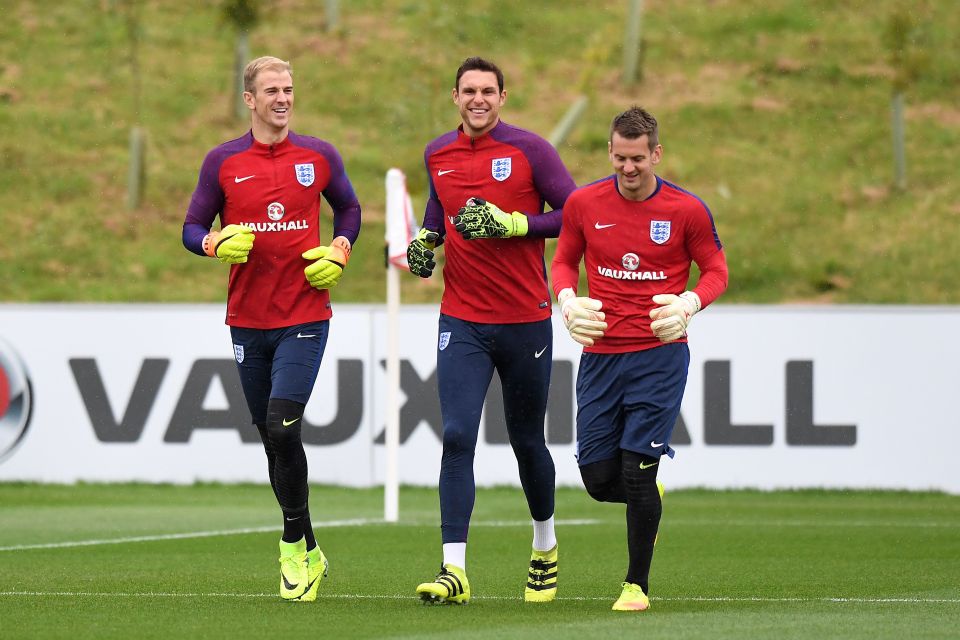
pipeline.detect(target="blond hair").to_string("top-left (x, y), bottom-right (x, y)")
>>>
top-left (243, 56), bottom-right (292, 93)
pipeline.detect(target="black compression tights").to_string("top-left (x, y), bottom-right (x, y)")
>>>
top-left (258, 398), bottom-right (314, 546)
top-left (580, 450), bottom-right (662, 593)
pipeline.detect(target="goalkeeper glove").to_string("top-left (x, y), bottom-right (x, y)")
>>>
top-left (558, 288), bottom-right (607, 347)
top-left (202, 224), bottom-right (254, 264)
top-left (407, 228), bottom-right (439, 278)
top-left (453, 197), bottom-right (528, 239)
top-left (302, 236), bottom-right (351, 289)
top-left (649, 291), bottom-right (702, 343)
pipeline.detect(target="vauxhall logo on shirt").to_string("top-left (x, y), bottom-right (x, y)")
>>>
top-left (237, 201), bottom-right (310, 232)
top-left (598, 252), bottom-right (667, 281)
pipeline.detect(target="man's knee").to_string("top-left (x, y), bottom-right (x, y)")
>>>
top-left (264, 398), bottom-right (305, 444)
top-left (579, 457), bottom-right (626, 504)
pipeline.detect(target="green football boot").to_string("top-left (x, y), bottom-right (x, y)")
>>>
top-left (524, 544), bottom-right (558, 602)
top-left (416, 563), bottom-right (470, 604)
top-left (300, 546), bottom-right (329, 602)
top-left (612, 582), bottom-right (650, 611)
top-left (278, 538), bottom-right (309, 601)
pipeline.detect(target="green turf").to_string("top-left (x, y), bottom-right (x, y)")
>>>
top-left (0, 484), bottom-right (958, 639)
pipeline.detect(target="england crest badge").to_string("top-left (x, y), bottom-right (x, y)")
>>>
top-left (295, 163), bottom-right (315, 187)
top-left (650, 220), bottom-right (671, 245)
top-left (438, 331), bottom-right (451, 351)
top-left (233, 344), bottom-right (245, 363)
top-left (491, 157), bottom-right (511, 182)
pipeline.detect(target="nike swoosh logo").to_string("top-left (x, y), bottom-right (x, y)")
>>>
top-left (281, 574), bottom-right (299, 591)
top-left (437, 169), bottom-right (455, 176)
top-left (594, 222), bottom-right (616, 229)
top-left (534, 346), bottom-right (547, 358)
top-left (234, 175), bottom-right (255, 183)
top-left (650, 441), bottom-right (664, 448)
top-left (638, 460), bottom-right (659, 470)
top-left (297, 332), bottom-right (316, 339)
top-left (282, 417), bottom-right (301, 427)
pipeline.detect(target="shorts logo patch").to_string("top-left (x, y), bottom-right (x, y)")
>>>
top-left (295, 163), bottom-right (315, 187)
top-left (650, 220), bottom-right (671, 244)
top-left (438, 332), bottom-right (451, 351)
top-left (491, 157), bottom-right (511, 182)
top-left (233, 344), bottom-right (244, 363)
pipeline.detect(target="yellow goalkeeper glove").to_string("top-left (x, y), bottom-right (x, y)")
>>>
top-left (453, 197), bottom-right (528, 239)
top-left (202, 224), bottom-right (254, 264)
top-left (558, 288), bottom-right (607, 347)
top-left (649, 291), bottom-right (701, 343)
top-left (407, 228), bottom-right (439, 278)
top-left (302, 236), bottom-right (351, 289)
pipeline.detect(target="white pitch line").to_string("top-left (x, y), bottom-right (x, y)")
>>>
top-left (0, 591), bottom-right (956, 604)
top-left (0, 518), bottom-right (378, 552)
top-left (0, 518), bottom-right (601, 552)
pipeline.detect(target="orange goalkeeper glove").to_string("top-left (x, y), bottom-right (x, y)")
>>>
top-left (202, 224), bottom-right (255, 264)
top-left (302, 236), bottom-right (351, 289)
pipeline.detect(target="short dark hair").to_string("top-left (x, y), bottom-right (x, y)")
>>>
top-left (610, 106), bottom-right (659, 150)
top-left (455, 57), bottom-right (504, 93)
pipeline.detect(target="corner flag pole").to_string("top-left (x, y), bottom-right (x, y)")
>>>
top-left (383, 168), bottom-right (415, 522)
top-left (384, 262), bottom-right (400, 522)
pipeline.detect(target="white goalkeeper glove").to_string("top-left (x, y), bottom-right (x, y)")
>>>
top-left (649, 291), bottom-right (702, 343)
top-left (558, 288), bottom-right (607, 347)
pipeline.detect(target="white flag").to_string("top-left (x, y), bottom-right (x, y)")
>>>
top-left (385, 168), bottom-right (417, 269)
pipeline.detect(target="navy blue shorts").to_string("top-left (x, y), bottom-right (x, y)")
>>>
top-left (229, 321), bottom-right (330, 425)
top-left (575, 343), bottom-right (689, 466)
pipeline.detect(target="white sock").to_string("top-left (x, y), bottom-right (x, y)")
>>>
top-left (442, 542), bottom-right (466, 570)
top-left (532, 515), bottom-right (556, 551)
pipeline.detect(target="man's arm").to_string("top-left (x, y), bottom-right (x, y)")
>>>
top-left (455, 133), bottom-right (576, 241)
top-left (550, 195), bottom-right (607, 346)
top-left (649, 202), bottom-right (728, 342)
top-left (685, 201), bottom-right (728, 308)
top-left (526, 138), bottom-right (576, 238)
top-left (550, 194), bottom-right (584, 299)
top-left (320, 144), bottom-right (362, 246)
top-left (406, 157), bottom-right (446, 278)
top-left (182, 150), bottom-right (227, 256)
top-left (689, 250), bottom-right (728, 309)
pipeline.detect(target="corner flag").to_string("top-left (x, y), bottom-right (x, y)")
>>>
top-left (385, 168), bottom-right (417, 268)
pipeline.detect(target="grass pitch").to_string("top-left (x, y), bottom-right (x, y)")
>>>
top-left (0, 484), bottom-right (958, 639)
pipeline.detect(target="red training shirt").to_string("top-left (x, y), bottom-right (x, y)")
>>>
top-left (422, 121), bottom-right (576, 324)
top-left (182, 131), bottom-right (361, 329)
top-left (551, 175), bottom-right (728, 353)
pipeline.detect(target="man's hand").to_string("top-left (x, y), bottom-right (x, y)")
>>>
top-left (453, 197), bottom-right (528, 239)
top-left (407, 228), bottom-right (439, 278)
top-left (202, 224), bottom-right (255, 264)
top-left (558, 288), bottom-right (608, 347)
top-left (302, 236), bottom-right (351, 289)
top-left (649, 291), bottom-right (702, 343)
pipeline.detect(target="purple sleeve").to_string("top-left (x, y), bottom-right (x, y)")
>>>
top-left (319, 143), bottom-right (362, 245)
top-left (181, 148), bottom-right (227, 256)
top-left (524, 138), bottom-right (576, 238)
top-left (421, 146), bottom-right (448, 245)
top-left (492, 125), bottom-right (576, 239)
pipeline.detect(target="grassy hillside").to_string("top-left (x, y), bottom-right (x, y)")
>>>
top-left (2, 0), bottom-right (958, 304)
